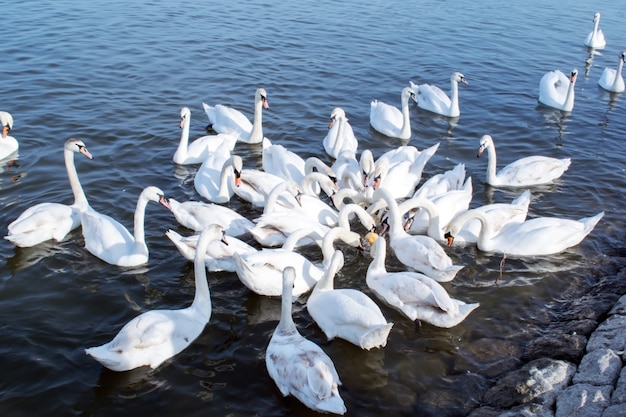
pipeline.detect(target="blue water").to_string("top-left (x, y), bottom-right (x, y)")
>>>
top-left (1, 1), bottom-right (625, 416)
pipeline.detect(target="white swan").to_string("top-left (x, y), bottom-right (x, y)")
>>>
top-left (165, 228), bottom-right (256, 272)
top-left (369, 143), bottom-right (440, 199)
top-left (202, 88), bottom-right (268, 144)
top-left (477, 134), bottom-right (571, 187)
top-left (5, 138), bottom-right (93, 247)
top-left (173, 107), bottom-right (237, 165)
top-left (373, 188), bottom-right (463, 282)
top-left (413, 163), bottom-right (466, 199)
top-left (584, 12), bottom-right (606, 49)
top-left (323, 107), bottom-right (358, 159)
top-left (262, 137), bottom-right (308, 184)
top-left (265, 266), bottom-right (346, 415)
top-left (81, 186), bottom-right (172, 267)
top-left (168, 198), bottom-right (254, 237)
top-left (307, 250), bottom-right (393, 350)
top-left (85, 225), bottom-right (225, 371)
top-left (0, 111), bottom-right (18, 160)
top-left (445, 209), bottom-right (605, 257)
top-left (409, 72), bottom-right (468, 118)
top-left (599, 51), bottom-right (626, 93)
top-left (367, 237), bottom-right (479, 327)
top-left (193, 138), bottom-right (239, 203)
top-left (538, 68), bottom-right (578, 112)
top-left (369, 87), bottom-right (415, 140)
top-left (232, 160), bottom-right (287, 208)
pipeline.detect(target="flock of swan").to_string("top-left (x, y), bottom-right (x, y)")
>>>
top-left (0, 11), bottom-right (618, 415)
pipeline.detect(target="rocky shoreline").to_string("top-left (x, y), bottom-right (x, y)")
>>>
top-left (467, 249), bottom-right (626, 417)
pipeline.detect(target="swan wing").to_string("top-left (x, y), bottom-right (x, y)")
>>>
top-left (369, 100), bottom-right (403, 137)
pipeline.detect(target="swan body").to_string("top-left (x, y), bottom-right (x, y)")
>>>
top-left (477, 134), bottom-right (571, 187)
top-left (367, 237), bottom-right (479, 327)
top-left (85, 225), bottom-right (225, 371)
top-left (410, 72), bottom-right (468, 118)
top-left (262, 138), bottom-right (307, 184)
top-left (265, 266), bottom-right (346, 415)
top-left (599, 51), bottom-right (626, 93)
top-left (445, 209), bottom-right (604, 257)
top-left (168, 198), bottom-right (254, 237)
top-left (165, 228), bottom-right (256, 272)
top-left (202, 88), bottom-right (269, 144)
top-left (369, 87), bottom-right (415, 140)
top-left (413, 163), bottom-right (466, 199)
top-left (5, 138), bottom-right (93, 247)
top-left (307, 250), bottom-right (393, 350)
top-left (584, 12), bottom-right (606, 49)
top-left (538, 69), bottom-right (578, 112)
top-left (174, 107), bottom-right (237, 165)
top-left (81, 186), bottom-right (172, 267)
top-left (0, 111), bottom-right (17, 159)
top-left (373, 188), bottom-right (462, 282)
top-left (193, 139), bottom-right (239, 203)
top-left (369, 143), bottom-right (440, 199)
top-left (323, 107), bottom-right (358, 158)
top-left (233, 163), bottom-right (287, 208)
top-left (277, 174), bottom-right (339, 226)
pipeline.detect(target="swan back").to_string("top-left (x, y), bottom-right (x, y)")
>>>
top-left (538, 69), bottom-right (578, 111)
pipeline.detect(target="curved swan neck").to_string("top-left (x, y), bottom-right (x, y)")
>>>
top-left (374, 189), bottom-right (402, 236)
top-left (191, 231), bottom-right (213, 312)
top-left (133, 193), bottom-right (151, 246)
top-left (338, 203), bottom-right (374, 231)
top-left (321, 227), bottom-right (357, 267)
top-left (65, 147), bottom-right (88, 208)
top-left (452, 210), bottom-right (494, 245)
top-left (217, 158), bottom-right (235, 202)
top-left (400, 197), bottom-right (441, 238)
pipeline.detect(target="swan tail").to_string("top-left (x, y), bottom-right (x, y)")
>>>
top-left (202, 102), bottom-right (216, 126)
top-left (581, 212), bottom-right (604, 234)
top-left (359, 323), bottom-right (394, 350)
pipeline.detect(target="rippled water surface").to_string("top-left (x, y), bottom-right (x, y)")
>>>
top-left (1, 1), bottom-right (625, 416)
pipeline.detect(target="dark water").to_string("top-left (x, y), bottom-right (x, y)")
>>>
top-left (1, 1), bottom-right (625, 416)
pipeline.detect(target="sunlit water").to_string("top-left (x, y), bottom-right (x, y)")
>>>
top-left (1, 1), bottom-right (625, 416)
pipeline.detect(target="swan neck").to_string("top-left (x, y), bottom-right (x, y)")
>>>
top-left (370, 240), bottom-right (387, 274)
top-left (248, 97), bottom-right (264, 142)
top-left (176, 114), bottom-right (190, 157)
top-left (133, 193), bottom-right (150, 245)
top-left (278, 277), bottom-right (296, 333)
top-left (65, 148), bottom-right (88, 208)
top-left (614, 59), bottom-right (625, 89)
top-left (450, 79), bottom-right (460, 116)
top-left (380, 190), bottom-right (402, 236)
top-left (331, 116), bottom-right (346, 156)
top-left (403, 198), bottom-right (441, 239)
top-left (484, 142), bottom-right (499, 184)
top-left (399, 93), bottom-right (411, 137)
top-left (218, 159), bottom-right (234, 201)
top-left (563, 79), bottom-right (575, 110)
top-left (191, 236), bottom-right (212, 312)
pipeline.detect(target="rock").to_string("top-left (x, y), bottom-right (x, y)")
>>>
top-left (609, 366), bottom-right (626, 404)
top-left (523, 332), bottom-right (587, 363)
top-left (555, 383), bottom-right (612, 417)
top-left (482, 358), bottom-right (576, 409)
top-left (586, 315), bottom-right (626, 352)
top-left (572, 348), bottom-right (622, 386)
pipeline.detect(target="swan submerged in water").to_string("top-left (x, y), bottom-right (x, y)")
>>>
top-left (598, 51), bottom-right (626, 93)
top-left (85, 225), bottom-right (226, 371)
top-left (538, 68), bottom-right (578, 112)
top-left (410, 72), bottom-right (468, 118)
top-left (5, 138), bottom-right (93, 247)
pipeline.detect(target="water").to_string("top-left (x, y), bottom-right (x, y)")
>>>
top-left (1, 0), bottom-right (625, 416)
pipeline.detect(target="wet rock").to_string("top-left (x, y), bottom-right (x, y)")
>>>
top-left (572, 348), bottom-right (622, 386)
top-left (456, 337), bottom-right (523, 378)
top-left (523, 332), bottom-right (587, 363)
top-left (555, 383), bottom-right (612, 417)
top-left (586, 314), bottom-right (626, 352)
top-left (481, 358), bottom-right (576, 409)
top-left (610, 367), bottom-right (626, 404)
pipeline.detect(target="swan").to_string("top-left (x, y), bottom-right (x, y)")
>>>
top-left (307, 250), bottom-right (393, 350)
top-left (369, 143), bottom-right (440, 199)
top-left (413, 163), bottom-right (466, 199)
top-left (232, 160), bottom-right (287, 208)
top-left (445, 209), bottom-right (605, 257)
top-left (477, 134), bottom-right (571, 187)
top-left (85, 225), bottom-right (226, 371)
top-left (598, 51), bottom-right (626, 93)
top-left (369, 87), bottom-right (415, 140)
top-left (165, 228), bottom-right (256, 272)
top-left (281, 173), bottom-right (339, 226)
top-left (265, 266), bottom-right (346, 415)
top-left (202, 88), bottom-right (269, 144)
top-left (193, 138), bottom-right (239, 203)
top-left (409, 72), bottom-right (468, 118)
top-left (80, 186), bottom-right (172, 267)
top-left (584, 12), bottom-right (606, 49)
top-left (538, 68), bottom-right (578, 112)
top-left (0, 111), bottom-right (18, 160)
top-left (400, 176), bottom-right (472, 236)
top-left (168, 198), bottom-right (254, 237)
top-left (373, 188), bottom-right (463, 282)
top-left (331, 148), bottom-right (375, 191)
top-left (173, 107), bottom-right (237, 165)
top-left (5, 138), bottom-right (93, 247)
top-left (323, 107), bottom-right (358, 159)
top-left (262, 138), bottom-right (307, 184)
top-left (367, 237), bottom-right (479, 328)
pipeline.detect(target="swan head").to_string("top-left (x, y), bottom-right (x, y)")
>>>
top-left (231, 155), bottom-right (243, 187)
top-left (65, 138), bottom-right (94, 159)
top-left (359, 149), bottom-right (375, 187)
top-left (620, 51), bottom-right (626, 64)
top-left (179, 107), bottom-right (191, 128)
top-left (401, 87), bottom-right (416, 103)
top-left (593, 12), bottom-right (601, 22)
top-left (444, 231), bottom-right (455, 247)
top-left (569, 69), bottom-right (578, 84)
top-left (0, 111), bottom-right (13, 138)
top-left (328, 107), bottom-right (346, 129)
top-left (141, 186), bottom-right (171, 210)
top-left (452, 72), bottom-right (468, 85)
top-left (255, 88), bottom-right (269, 109)
top-left (477, 134), bottom-right (493, 157)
